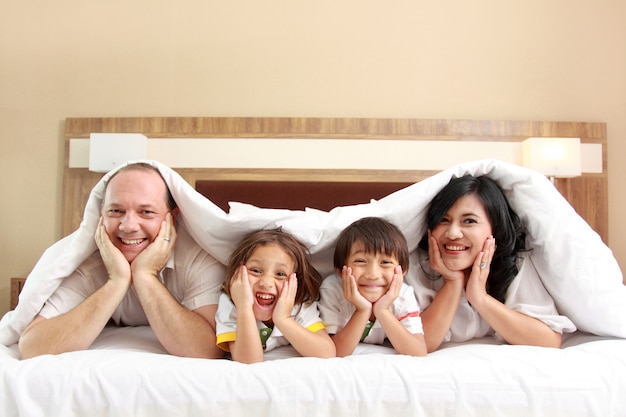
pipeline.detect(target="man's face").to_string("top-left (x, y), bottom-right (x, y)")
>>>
top-left (101, 169), bottom-right (171, 262)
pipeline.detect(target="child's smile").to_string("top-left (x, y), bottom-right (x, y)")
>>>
top-left (246, 243), bottom-right (295, 321)
top-left (345, 241), bottom-right (399, 303)
top-left (255, 291), bottom-right (276, 308)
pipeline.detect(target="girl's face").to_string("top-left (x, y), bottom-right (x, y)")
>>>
top-left (344, 241), bottom-right (400, 303)
top-left (245, 243), bottom-right (296, 322)
top-left (430, 194), bottom-right (493, 273)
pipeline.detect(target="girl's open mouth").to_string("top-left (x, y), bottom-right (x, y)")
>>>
top-left (255, 292), bottom-right (276, 309)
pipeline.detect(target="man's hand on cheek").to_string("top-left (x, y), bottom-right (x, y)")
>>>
top-left (131, 213), bottom-right (177, 279)
top-left (95, 217), bottom-right (132, 286)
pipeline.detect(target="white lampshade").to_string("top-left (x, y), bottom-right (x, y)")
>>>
top-left (522, 137), bottom-right (581, 178)
top-left (89, 133), bottom-right (148, 173)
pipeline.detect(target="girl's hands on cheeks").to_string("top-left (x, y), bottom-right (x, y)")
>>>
top-left (230, 265), bottom-right (255, 310)
top-left (95, 217), bottom-right (131, 287)
top-left (273, 273), bottom-right (297, 324)
top-left (372, 266), bottom-right (402, 318)
top-left (131, 213), bottom-right (176, 277)
top-left (465, 236), bottom-right (495, 306)
top-left (341, 266), bottom-right (371, 313)
top-left (428, 231), bottom-right (464, 283)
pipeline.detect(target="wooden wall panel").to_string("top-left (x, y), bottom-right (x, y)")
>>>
top-left (556, 176), bottom-right (607, 241)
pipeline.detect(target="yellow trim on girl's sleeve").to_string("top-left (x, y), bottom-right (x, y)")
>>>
top-left (306, 321), bottom-right (326, 333)
top-left (216, 331), bottom-right (237, 352)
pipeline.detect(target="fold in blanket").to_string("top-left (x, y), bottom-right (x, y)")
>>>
top-left (1, 159), bottom-right (624, 346)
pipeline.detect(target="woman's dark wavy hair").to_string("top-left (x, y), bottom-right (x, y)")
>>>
top-left (418, 175), bottom-right (527, 303)
top-left (224, 228), bottom-right (323, 306)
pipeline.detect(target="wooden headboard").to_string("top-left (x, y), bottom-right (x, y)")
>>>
top-left (63, 117), bottom-right (608, 242)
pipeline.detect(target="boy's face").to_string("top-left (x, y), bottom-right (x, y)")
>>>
top-left (344, 241), bottom-right (400, 303)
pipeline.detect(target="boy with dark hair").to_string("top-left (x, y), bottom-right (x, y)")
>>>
top-left (319, 217), bottom-right (426, 357)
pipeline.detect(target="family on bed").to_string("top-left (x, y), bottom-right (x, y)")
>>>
top-left (16, 162), bottom-right (575, 362)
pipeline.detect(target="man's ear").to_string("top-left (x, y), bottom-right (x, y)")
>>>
top-left (170, 207), bottom-right (180, 225)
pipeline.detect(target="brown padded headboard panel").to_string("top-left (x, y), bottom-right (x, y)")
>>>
top-left (195, 181), bottom-right (414, 212)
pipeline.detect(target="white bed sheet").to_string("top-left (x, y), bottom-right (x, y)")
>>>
top-left (2, 328), bottom-right (625, 417)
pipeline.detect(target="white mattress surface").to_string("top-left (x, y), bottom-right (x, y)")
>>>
top-left (2, 327), bottom-right (624, 417)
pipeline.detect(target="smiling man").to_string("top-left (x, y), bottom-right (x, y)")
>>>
top-left (18, 163), bottom-right (225, 359)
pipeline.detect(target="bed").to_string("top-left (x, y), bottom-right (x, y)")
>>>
top-left (1, 117), bottom-right (625, 417)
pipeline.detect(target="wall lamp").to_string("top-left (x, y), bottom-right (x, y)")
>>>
top-left (88, 133), bottom-right (148, 173)
top-left (522, 137), bottom-right (582, 184)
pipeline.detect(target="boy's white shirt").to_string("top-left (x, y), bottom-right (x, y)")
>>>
top-left (319, 274), bottom-right (424, 344)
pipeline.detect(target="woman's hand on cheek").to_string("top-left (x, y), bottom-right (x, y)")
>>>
top-left (428, 231), bottom-right (464, 283)
top-left (465, 236), bottom-right (494, 306)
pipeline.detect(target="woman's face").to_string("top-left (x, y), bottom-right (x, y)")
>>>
top-left (430, 194), bottom-right (493, 272)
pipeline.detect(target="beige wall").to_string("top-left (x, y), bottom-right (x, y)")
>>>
top-left (1, 1), bottom-right (625, 316)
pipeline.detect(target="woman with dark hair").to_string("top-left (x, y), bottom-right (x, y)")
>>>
top-left (415, 175), bottom-right (575, 352)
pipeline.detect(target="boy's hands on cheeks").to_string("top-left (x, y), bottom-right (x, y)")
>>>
top-left (372, 266), bottom-right (402, 318)
top-left (131, 213), bottom-right (176, 279)
top-left (273, 273), bottom-right (297, 324)
top-left (230, 265), bottom-right (255, 310)
top-left (95, 217), bottom-right (131, 288)
top-left (341, 266), bottom-right (372, 313)
top-left (465, 236), bottom-right (495, 306)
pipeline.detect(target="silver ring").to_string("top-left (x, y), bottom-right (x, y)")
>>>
top-left (479, 262), bottom-right (487, 269)
top-left (164, 237), bottom-right (171, 242)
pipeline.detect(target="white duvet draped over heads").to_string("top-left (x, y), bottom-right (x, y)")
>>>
top-left (1, 158), bottom-right (625, 346)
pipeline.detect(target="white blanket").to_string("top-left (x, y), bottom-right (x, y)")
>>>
top-left (2, 326), bottom-right (625, 417)
top-left (1, 158), bottom-right (625, 346)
